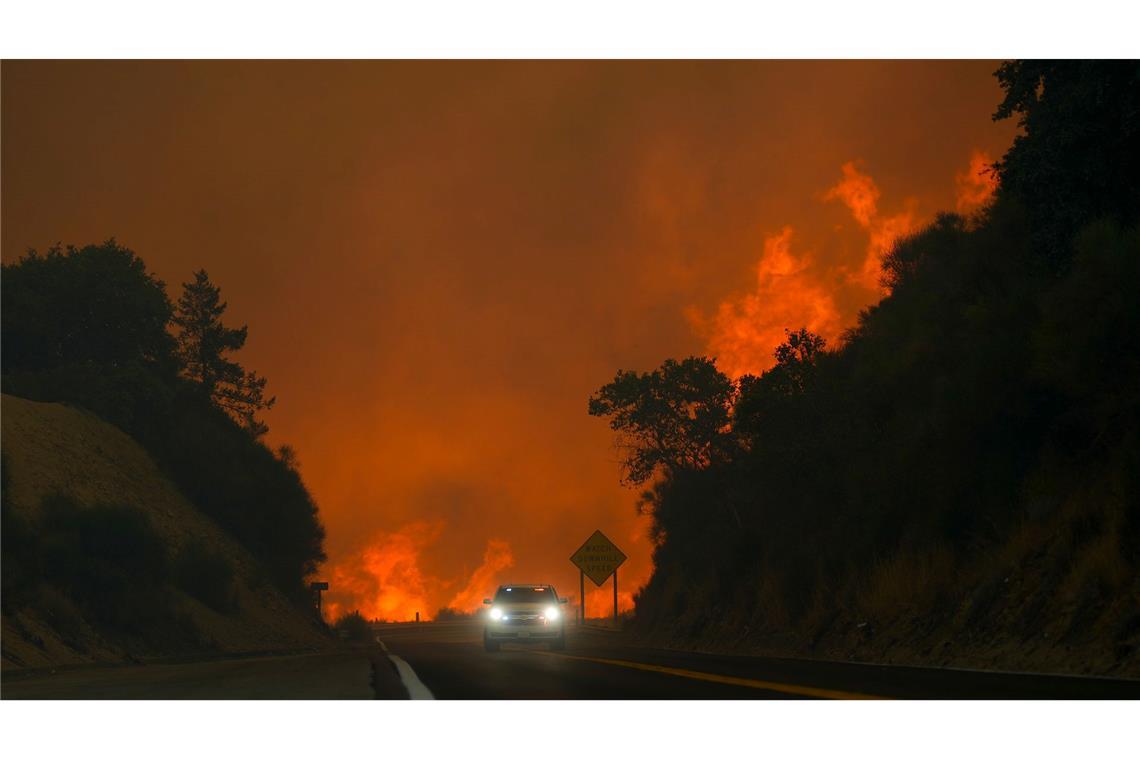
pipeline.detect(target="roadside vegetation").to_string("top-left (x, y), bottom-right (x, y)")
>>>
top-left (332, 611), bottom-right (374, 643)
top-left (173, 539), bottom-right (239, 614)
top-left (2, 488), bottom-right (206, 652)
top-left (2, 250), bottom-right (326, 602)
top-left (589, 62), bottom-right (1140, 674)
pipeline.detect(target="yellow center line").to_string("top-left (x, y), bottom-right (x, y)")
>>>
top-left (527, 650), bottom-right (887, 700)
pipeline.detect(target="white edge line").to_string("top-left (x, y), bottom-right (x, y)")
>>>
top-left (376, 637), bottom-right (434, 700)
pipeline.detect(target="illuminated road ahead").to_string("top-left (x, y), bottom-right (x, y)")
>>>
top-left (4, 621), bottom-right (1139, 699)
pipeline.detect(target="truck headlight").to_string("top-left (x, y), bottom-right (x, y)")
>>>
top-left (489, 607), bottom-right (503, 620)
top-left (544, 606), bottom-right (559, 621)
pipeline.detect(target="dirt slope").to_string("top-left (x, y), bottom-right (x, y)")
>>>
top-left (633, 502), bottom-right (1140, 679)
top-left (1, 393), bottom-right (329, 671)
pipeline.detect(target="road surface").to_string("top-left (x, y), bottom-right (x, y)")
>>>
top-left (4, 621), bottom-right (1138, 699)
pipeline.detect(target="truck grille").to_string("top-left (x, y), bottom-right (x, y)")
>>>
top-left (503, 614), bottom-right (543, 625)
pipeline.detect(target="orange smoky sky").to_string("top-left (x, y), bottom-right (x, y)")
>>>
top-left (1, 61), bottom-right (1015, 621)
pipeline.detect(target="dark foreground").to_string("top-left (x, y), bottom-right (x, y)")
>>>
top-left (3, 621), bottom-right (1138, 699)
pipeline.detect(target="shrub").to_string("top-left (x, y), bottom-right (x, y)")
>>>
top-left (333, 610), bottom-right (373, 642)
top-left (34, 493), bottom-right (185, 642)
top-left (1, 455), bottom-right (38, 611)
top-left (157, 389), bottom-right (325, 599)
top-left (173, 539), bottom-right (238, 613)
top-left (33, 586), bottom-right (88, 651)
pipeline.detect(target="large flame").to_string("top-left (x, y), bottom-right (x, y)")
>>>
top-left (687, 226), bottom-right (842, 379)
top-left (446, 539), bottom-right (515, 612)
top-left (322, 521), bottom-right (443, 622)
top-left (693, 155), bottom-right (985, 378)
top-left (824, 161), bottom-right (920, 292)
top-left (955, 150), bottom-right (998, 214)
top-left (583, 586), bottom-right (636, 619)
top-left (321, 522), bottom-right (517, 622)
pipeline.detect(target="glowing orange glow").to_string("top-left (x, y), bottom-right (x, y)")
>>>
top-left (824, 161), bottom-right (882, 228)
top-left (693, 154), bottom-right (988, 378)
top-left (584, 586), bottom-right (636, 618)
top-left (321, 523), bottom-right (518, 621)
top-left (446, 539), bottom-right (515, 612)
top-left (321, 521), bottom-right (442, 622)
top-left (688, 226), bottom-right (842, 379)
top-left (955, 149), bottom-right (999, 214)
top-left (825, 161), bottom-right (921, 292)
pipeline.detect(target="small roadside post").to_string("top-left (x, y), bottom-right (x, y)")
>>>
top-left (613, 567), bottom-right (618, 624)
top-left (310, 581), bottom-right (329, 617)
top-left (570, 530), bottom-right (627, 625)
top-left (579, 569), bottom-right (585, 625)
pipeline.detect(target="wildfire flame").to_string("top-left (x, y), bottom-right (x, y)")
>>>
top-left (583, 586), bottom-right (636, 619)
top-left (321, 521), bottom-right (442, 623)
top-left (824, 161), bottom-right (920, 292)
top-left (955, 150), bottom-right (998, 214)
top-left (321, 522), bottom-right (516, 622)
top-left (687, 226), bottom-right (841, 379)
top-left (694, 155), bottom-right (987, 378)
top-left (446, 539), bottom-right (515, 612)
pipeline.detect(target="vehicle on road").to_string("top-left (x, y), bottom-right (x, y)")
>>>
top-left (483, 584), bottom-right (568, 652)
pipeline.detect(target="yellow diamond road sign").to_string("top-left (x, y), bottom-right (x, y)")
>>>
top-left (570, 530), bottom-right (627, 587)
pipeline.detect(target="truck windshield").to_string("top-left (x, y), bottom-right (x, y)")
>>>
top-left (495, 587), bottom-right (555, 603)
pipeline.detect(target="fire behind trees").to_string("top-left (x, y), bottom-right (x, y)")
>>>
top-left (590, 61), bottom-right (1140, 671)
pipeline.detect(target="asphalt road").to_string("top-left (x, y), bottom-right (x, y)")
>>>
top-left (4, 621), bottom-right (1139, 699)
top-left (374, 621), bottom-right (1140, 699)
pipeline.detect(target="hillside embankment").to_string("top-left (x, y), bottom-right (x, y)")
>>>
top-left (1, 394), bottom-right (329, 672)
top-left (632, 499), bottom-right (1140, 679)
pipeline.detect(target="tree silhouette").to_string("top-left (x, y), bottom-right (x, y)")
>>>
top-left (770, 328), bottom-right (827, 396)
top-left (1, 240), bottom-right (175, 374)
top-left (992, 60), bottom-right (1140, 264)
top-left (592, 61), bottom-right (1140, 649)
top-left (733, 328), bottom-right (828, 439)
top-left (4, 247), bottom-right (325, 598)
top-left (588, 357), bottom-right (735, 485)
top-left (173, 270), bottom-right (276, 436)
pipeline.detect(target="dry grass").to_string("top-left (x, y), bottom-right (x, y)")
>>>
top-left (855, 547), bottom-right (957, 621)
top-left (1063, 530), bottom-right (1130, 601)
top-left (1, 393), bottom-right (328, 669)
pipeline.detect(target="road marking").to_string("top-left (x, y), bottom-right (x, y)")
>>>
top-left (529, 650), bottom-right (884, 699)
top-left (376, 637), bottom-right (434, 700)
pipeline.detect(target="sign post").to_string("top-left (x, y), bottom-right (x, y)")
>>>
top-left (570, 530), bottom-right (627, 625)
top-left (613, 567), bottom-right (618, 623)
top-left (309, 581), bottom-right (329, 618)
top-left (579, 569), bottom-right (585, 625)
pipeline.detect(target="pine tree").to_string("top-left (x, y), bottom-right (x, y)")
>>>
top-left (173, 270), bottom-right (276, 436)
